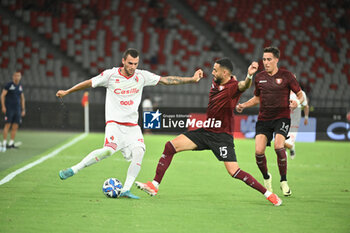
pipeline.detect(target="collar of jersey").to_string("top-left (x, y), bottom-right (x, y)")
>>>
top-left (118, 67), bottom-right (135, 79)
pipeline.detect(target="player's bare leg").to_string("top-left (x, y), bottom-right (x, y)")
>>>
top-left (226, 161), bottom-right (282, 206)
top-left (135, 134), bottom-right (197, 196)
top-left (275, 134), bottom-right (292, 196)
top-left (8, 123), bottom-right (19, 148)
top-left (2, 123), bottom-right (11, 150)
top-left (255, 134), bottom-right (272, 192)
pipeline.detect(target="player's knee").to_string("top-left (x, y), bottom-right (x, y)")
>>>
top-left (105, 146), bottom-right (115, 155)
top-left (96, 147), bottom-right (115, 160)
top-left (274, 142), bottom-right (284, 150)
top-left (255, 147), bottom-right (265, 155)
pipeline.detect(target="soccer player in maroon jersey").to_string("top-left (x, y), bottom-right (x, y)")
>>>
top-left (136, 58), bottom-right (283, 206)
top-left (236, 47), bottom-right (304, 197)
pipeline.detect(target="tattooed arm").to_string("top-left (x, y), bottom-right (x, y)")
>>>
top-left (158, 69), bottom-right (203, 85)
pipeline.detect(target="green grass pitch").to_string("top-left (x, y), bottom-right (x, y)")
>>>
top-left (0, 132), bottom-right (349, 233)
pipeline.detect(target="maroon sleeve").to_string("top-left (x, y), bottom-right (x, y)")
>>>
top-left (288, 72), bottom-right (301, 94)
top-left (229, 81), bottom-right (241, 98)
top-left (253, 74), bottom-right (260, 96)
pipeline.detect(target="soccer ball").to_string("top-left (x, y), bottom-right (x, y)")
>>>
top-left (102, 178), bottom-right (123, 198)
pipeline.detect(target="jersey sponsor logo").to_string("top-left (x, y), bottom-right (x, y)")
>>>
top-left (219, 86), bottom-right (224, 91)
top-left (115, 79), bottom-right (120, 83)
top-left (120, 100), bottom-right (134, 105)
top-left (9, 84), bottom-right (16, 90)
top-left (100, 72), bottom-right (104, 76)
top-left (259, 80), bottom-right (267, 83)
top-left (275, 78), bottom-right (283, 85)
top-left (114, 88), bottom-right (139, 95)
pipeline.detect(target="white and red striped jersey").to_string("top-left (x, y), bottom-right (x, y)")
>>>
top-left (91, 67), bottom-right (160, 125)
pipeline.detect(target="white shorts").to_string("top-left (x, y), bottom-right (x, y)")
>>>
top-left (104, 123), bottom-right (145, 161)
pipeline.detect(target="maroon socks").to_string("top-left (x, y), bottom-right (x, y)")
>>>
top-left (255, 153), bottom-right (270, 179)
top-left (275, 148), bottom-right (287, 181)
top-left (233, 169), bottom-right (267, 194)
top-left (153, 141), bottom-right (177, 184)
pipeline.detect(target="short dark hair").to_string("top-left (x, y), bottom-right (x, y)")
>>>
top-left (215, 58), bottom-right (233, 73)
top-left (263, 46), bottom-right (280, 58)
top-left (123, 48), bottom-right (139, 59)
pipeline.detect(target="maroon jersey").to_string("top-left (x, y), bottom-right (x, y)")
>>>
top-left (254, 68), bottom-right (301, 121)
top-left (206, 77), bottom-right (243, 135)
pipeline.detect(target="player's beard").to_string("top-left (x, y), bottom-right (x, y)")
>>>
top-left (213, 76), bottom-right (222, 85)
top-left (125, 68), bottom-right (135, 76)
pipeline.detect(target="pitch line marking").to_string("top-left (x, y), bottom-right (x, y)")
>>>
top-left (0, 133), bottom-right (88, 186)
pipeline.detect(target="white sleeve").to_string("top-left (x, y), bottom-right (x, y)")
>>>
top-left (289, 92), bottom-right (298, 102)
top-left (139, 70), bottom-right (161, 87)
top-left (91, 69), bottom-right (114, 88)
top-left (301, 91), bottom-right (308, 106)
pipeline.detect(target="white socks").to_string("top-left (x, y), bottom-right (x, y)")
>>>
top-left (152, 180), bottom-right (159, 189)
top-left (121, 147), bottom-right (144, 192)
top-left (263, 190), bottom-right (272, 198)
top-left (70, 146), bottom-right (145, 193)
top-left (71, 147), bottom-right (114, 174)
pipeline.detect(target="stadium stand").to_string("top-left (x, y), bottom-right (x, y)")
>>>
top-left (1, 0), bottom-right (227, 107)
top-left (185, 0), bottom-right (350, 108)
top-left (0, 0), bottom-right (349, 109)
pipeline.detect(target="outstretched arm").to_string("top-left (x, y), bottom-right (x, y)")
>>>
top-left (56, 79), bottom-right (92, 98)
top-left (238, 61), bottom-right (259, 92)
top-left (20, 93), bottom-right (26, 117)
top-left (236, 95), bottom-right (260, 113)
top-left (159, 69), bottom-right (203, 85)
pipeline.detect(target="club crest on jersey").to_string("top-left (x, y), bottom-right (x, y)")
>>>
top-left (135, 76), bottom-right (139, 82)
top-left (275, 78), bottom-right (283, 85)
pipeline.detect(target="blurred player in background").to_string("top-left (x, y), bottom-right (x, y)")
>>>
top-left (56, 48), bottom-right (203, 199)
top-left (285, 89), bottom-right (309, 159)
top-left (236, 47), bottom-right (304, 197)
top-left (1, 71), bottom-right (25, 152)
top-left (142, 95), bottom-right (153, 134)
top-left (136, 58), bottom-right (283, 206)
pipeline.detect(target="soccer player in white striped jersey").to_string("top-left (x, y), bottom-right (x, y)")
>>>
top-left (285, 90), bottom-right (309, 159)
top-left (56, 48), bottom-right (203, 199)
